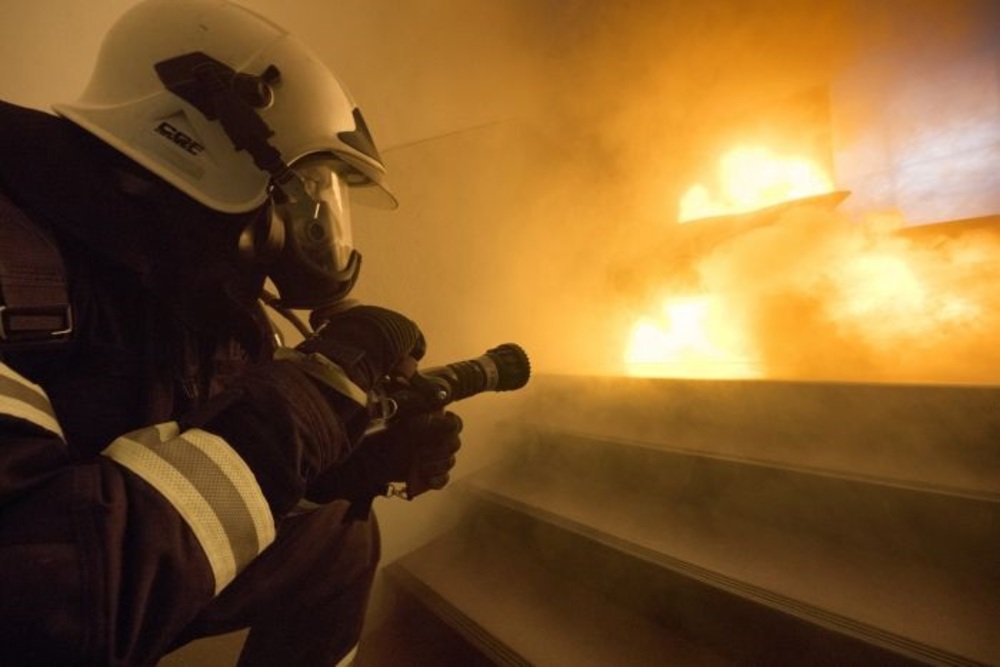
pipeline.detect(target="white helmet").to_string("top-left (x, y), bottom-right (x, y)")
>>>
top-left (53, 0), bottom-right (396, 214)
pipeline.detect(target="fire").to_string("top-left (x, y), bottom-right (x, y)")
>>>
top-left (624, 296), bottom-right (761, 379)
top-left (827, 249), bottom-right (982, 344)
top-left (625, 144), bottom-right (833, 378)
top-left (624, 140), bottom-right (1000, 382)
top-left (679, 146), bottom-right (834, 223)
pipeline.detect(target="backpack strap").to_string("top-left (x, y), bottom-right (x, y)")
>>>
top-left (0, 193), bottom-right (73, 346)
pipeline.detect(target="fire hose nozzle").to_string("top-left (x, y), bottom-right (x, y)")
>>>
top-left (422, 342), bottom-right (531, 403)
top-left (371, 343), bottom-right (531, 500)
top-left (375, 343), bottom-right (531, 424)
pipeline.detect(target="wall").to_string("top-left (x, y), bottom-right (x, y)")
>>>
top-left (831, 0), bottom-right (1000, 224)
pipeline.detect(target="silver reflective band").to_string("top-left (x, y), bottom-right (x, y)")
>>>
top-left (103, 422), bottom-right (276, 594)
top-left (0, 361), bottom-right (64, 440)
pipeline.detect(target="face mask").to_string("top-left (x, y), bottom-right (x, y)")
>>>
top-left (263, 158), bottom-right (362, 309)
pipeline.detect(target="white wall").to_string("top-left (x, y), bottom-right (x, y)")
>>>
top-left (0, 2), bottom-right (136, 110)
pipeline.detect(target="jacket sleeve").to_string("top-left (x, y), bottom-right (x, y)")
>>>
top-left (0, 356), bottom-right (364, 666)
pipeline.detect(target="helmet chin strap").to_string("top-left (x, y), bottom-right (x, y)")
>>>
top-left (154, 51), bottom-right (360, 309)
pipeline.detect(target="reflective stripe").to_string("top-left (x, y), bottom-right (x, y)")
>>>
top-left (0, 362), bottom-right (64, 440)
top-left (335, 646), bottom-right (359, 667)
top-left (102, 422), bottom-right (275, 594)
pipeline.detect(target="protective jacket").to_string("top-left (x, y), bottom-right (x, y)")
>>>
top-left (0, 100), bottom-right (369, 666)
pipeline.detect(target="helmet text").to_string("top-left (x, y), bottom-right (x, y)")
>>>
top-left (154, 121), bottom-right (205, 156)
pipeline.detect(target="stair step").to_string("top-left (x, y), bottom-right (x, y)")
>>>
top-left (521, 375), bottom-right (1000, 497)
top-left (384, 526), bottom-right (731, 666)
top-left (507, 429), bottom-right (999, 582)
top-left (373, 375), bottom-right (1000, 665)
top-left (456, 435), bottom-right (1000, 666)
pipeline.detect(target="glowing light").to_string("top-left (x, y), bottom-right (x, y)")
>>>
top-left (626, 144), bottom-right (833, 378)
top-left (679, 146), bottom-right (834, 222)
top-left (624, 135), bottom-right (1000, 383)
top-left (829, 250), bottom-right (982, 343)
top-left (624, 296), bottom-right (761, 379)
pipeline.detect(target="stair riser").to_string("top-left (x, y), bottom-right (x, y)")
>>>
top-left (465, 501), bottom-right (929, 666)
top-left (520, 431), bottom-right (1000, 581)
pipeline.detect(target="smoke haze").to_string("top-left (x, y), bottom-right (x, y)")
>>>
top-left (439, 0), bottom-right (1000, 384)
top-left (698, 207), bottom-right (1000, 383)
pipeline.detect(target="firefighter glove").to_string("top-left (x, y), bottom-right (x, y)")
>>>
top-left (297, 304), bottom-right (427, 392)
top-left (306, 410), bottom-right (463, 504)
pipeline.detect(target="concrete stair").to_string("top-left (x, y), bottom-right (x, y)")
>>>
top-left (355, 374), bottom-right (1000, 666)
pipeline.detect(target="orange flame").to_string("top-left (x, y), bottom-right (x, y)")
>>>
top-left (625, 296), bottom-right (761, 378)
top-left (623, 141), bottom-right (1000, 383)
top-left (626, 145), bottom-right (834, 378)
top-left (679, 146), bottom-right (834, 222)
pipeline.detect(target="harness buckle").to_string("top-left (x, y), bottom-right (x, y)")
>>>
top-left (0, 304), bottom-right (74, 343)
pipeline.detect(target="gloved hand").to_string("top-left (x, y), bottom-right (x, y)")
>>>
top-left (297, 304), bottom-right (427, 392)
top-left (183, 305), bottom-right (429, 519)
top-left (306, 410), bottom-right (464, 505)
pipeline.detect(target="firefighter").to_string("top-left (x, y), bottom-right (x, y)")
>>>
top-left (0, 1), bottom-right (462, 665)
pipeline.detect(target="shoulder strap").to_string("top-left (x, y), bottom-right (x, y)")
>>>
top-left (0, 193), bottom-right (73, 346)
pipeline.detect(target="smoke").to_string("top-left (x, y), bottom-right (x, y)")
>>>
top-left (295, 0), bottom-right (1000, 384)
top-left (498, 0), bottom-right (1000, 383)
top-left (697, 207), bottom-right (1000, 383)
top-left (457, 0), bottom-right (868, 376)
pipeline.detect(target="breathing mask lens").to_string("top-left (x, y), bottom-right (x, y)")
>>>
top-left (285, 161), bottom-right (353, 273)
top-left (267, 159), bottom-right (361, 309)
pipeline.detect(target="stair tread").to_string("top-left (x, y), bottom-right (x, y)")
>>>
top-left (459, 466), bottom-right (1000, 665)
top-left (523, 375), bottom-right (1000, 496)
top-left (390, 530), bottom-right (731, 667)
